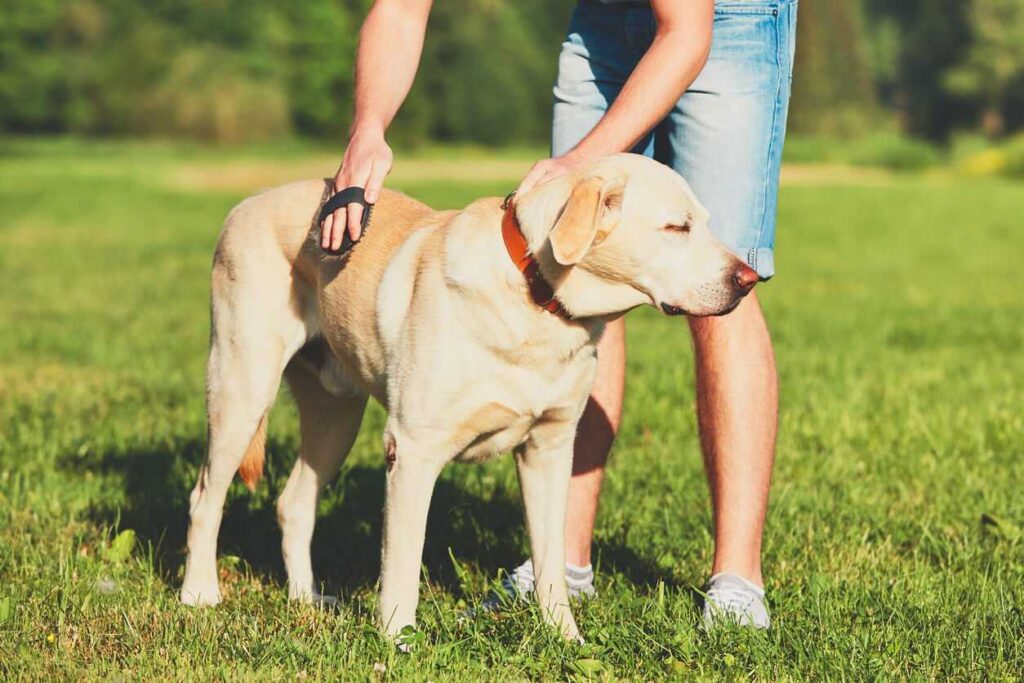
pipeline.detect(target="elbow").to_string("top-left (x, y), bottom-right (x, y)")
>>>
top-left (663, 25), bottom-right (711, 61)
top-left (371, 0), bottom-right (433, 20)
top-left (654, 27), bottom-right (713, 83)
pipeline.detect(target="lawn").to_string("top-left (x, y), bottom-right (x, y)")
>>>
top-left (1, 139), bottom-right (1022, 680)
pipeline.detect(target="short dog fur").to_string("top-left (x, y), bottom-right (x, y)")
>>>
top-left (180, 153), bottom-right (757, 641)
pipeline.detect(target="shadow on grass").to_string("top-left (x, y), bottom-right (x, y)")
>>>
top-left (60, 433), bottom-right (675, 597)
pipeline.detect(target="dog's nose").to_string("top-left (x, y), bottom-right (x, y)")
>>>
top-left (733, 262), bottom-right (759, 293)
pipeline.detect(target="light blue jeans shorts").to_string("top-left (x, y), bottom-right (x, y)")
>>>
top-left (552, 0), bottom-right (798, 279)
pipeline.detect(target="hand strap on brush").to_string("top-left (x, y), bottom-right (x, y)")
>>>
top-left (318, 186), bottom-right (373, 255)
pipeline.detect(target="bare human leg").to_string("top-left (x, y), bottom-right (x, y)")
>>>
top-left (688, 291), bottom-right (777, 588)
top-left (566, 291), bottom-right (776, 587)
top-left (564, 317), bottom-right (625, 567)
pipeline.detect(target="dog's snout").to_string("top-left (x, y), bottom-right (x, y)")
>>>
top-left (733, 262), bottom-right (759, 293)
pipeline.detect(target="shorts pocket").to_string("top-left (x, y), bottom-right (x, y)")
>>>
top-left (708, 2), bottom-right (780, 69)
top-left (714, 2), bottom-right (779, 16)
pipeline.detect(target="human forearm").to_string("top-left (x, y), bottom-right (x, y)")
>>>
top-left (571, 37), bottom-right (709, 160)
top-left (351, 0), bottom-right (433, 136)
top-left (323, 0), bottom-right (432, 249)
top-left (517, 0), bottom-right (712, 195)
top-left (570, 9), bottom-right (712, 161)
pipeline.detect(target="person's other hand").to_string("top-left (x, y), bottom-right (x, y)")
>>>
top-left (515, 153), bottom-right (589, 197)
top-left (323, 129), bottom-right (393, 250)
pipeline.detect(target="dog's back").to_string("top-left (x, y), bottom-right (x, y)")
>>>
top-left (213, 180), bottom-right (437, 390)
top-left (216, 180), bottom-right (432, 289)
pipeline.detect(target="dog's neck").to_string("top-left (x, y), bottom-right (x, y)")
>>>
top-left (501, 205), bottom-right (572, 319)
top-left (440, 199), bottom-right (603, 363)
top-left (513, 182), bottom-right (652, 320)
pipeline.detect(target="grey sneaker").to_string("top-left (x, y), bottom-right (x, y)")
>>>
top-left (702, 573), bottom-right (771, 629)
top-left (478, 559), bottom-right (596, 613)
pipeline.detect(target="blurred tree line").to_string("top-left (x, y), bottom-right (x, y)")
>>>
top-left (2, 0), bottom-right (1023, 145)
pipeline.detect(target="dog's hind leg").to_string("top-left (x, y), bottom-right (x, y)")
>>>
top-left (180, 243), bottom-right (311, 607)
top-left (278, 348), bottom-right (367, 604)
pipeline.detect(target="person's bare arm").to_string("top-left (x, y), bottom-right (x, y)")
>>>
top-left (323, 0), bottom-right (433, 250)
top-left (517, 0), bottom-right (713, 195)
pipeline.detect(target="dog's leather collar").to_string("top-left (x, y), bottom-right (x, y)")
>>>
top-left (501, 196), bottom-right (570, 319)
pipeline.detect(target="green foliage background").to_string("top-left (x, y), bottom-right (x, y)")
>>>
top-left (1, 0), bottom-right (1023, 143)
top-left (0, 0), bottom-right (570, 144)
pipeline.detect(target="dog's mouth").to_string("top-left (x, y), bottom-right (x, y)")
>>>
top-left (660, 302), bottom-right (689, 317)
top-left (660, 296), bottom-right (744, 318)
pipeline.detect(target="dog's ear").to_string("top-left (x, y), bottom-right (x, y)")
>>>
top-left (548, 175), bottom-right (625, 266)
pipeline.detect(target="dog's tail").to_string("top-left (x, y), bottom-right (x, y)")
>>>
top-left (237, 414), bottom-right (267, 491)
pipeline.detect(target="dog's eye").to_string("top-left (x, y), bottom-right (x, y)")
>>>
top-left (663, 221), bottom-right (691, 234)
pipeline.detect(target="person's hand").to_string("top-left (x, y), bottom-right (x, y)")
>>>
top-left (515, 152), bottom-right (589, 197)
top-left (322, 128), bottom-right (393, 250)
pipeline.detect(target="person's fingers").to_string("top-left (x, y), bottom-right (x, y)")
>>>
top-left (364, 156), bottom-right (391, 204)
top-left (347, 202), bottom-right (364, 243)
top-left (328, 210), bottom-right (345, 250)
top-left (521, 158), bottom-right (577, 197)
top-left (322, 164), bottom-right (349, 250)
top-left (322, 212), bottom-right (334, 249)
top-left (517, 171), bottom-right (545, 197)
top-left (326, 158), bottom-right (373, 248)
top-left (516, 162), bottom-right (550, 196)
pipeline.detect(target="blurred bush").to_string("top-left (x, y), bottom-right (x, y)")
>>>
top-left (846, 134), bottom-right (941, 171)
top-left (0, 0), bottom-right (351, 142)
top-left (1001, 136), bottom-right (1024, 178)
top-left (0, 0), bottom-right (570, 145)
top-left (783, 134), bottom-right (942, 171)
top-left (953, 134), bottom-right (1024, 178)
top-left (147, 48), bottom-right (291, 143)
top-left (1, 0), bottom-right (1023, 146)
top-left (789, 0), bottom-right (884, 138)
top-left (780, 137), bottom-right (835, 165)
top-left (942, 0), bottom-right (1024, 138)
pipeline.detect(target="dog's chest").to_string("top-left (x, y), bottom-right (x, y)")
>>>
top-left (453, 410), bottom-right (535, 464)
top-left (448, 351), bottom-right (597, 465)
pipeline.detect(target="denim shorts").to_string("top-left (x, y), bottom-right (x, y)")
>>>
top-left (552, 0), bottom-right (798, 279)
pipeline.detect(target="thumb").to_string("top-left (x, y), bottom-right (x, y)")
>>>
top-left (516, 162), bottom-right (549, 197)
top-left (364, 156), bottom-right (391, 204)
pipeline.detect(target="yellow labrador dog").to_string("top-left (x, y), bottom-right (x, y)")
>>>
top-left (180, 153), bottom-right (758, 641)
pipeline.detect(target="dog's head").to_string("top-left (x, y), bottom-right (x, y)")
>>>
top-left (516, 153), bottom-right (758, 319)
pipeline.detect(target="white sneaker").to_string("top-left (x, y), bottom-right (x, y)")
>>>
top-left (702, 572), bottom-right (771, 629)
top-left (477, 559), bottom-right (596, 613)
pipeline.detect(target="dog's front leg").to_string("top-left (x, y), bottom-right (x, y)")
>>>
top-left (378, 432), bottom-right (444, 640)
top-left (515, 429), bottom-right (580, 641)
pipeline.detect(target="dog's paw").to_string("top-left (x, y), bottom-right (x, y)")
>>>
top-left (393, 625), bottom-right (425, 654)
top-left (311, 592), bottom-right (339, 609)
top-left (288, 583), bottom-right (339, 609)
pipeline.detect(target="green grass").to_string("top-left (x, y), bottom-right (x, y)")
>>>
top-left (1, 139), bottom-right (1022, 680)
